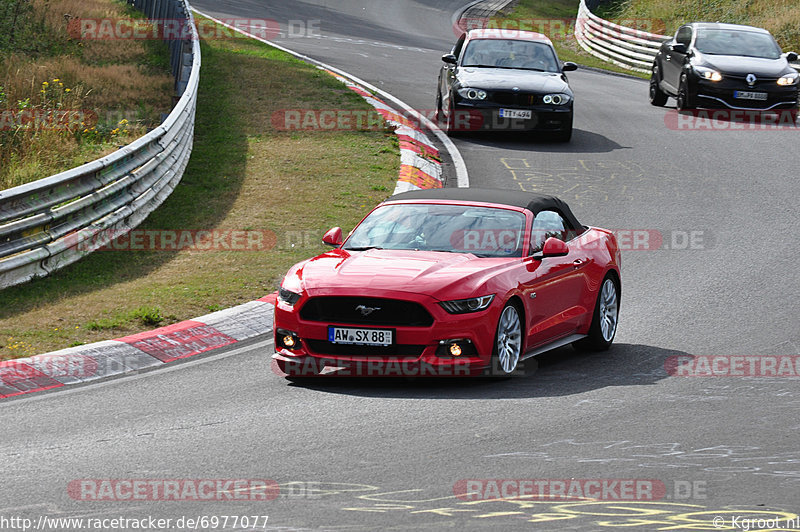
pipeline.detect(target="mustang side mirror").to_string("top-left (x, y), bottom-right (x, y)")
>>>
top-left (442, 53), bottom-right (457, 65)
top-left (322, 227), bottom-right (343, 246)
top-left (562, 62), bottom-right (578, 72)
top-left (532, 237), bottom-right (569, 259)
top-left (786, 51), bottom-right (799, 62)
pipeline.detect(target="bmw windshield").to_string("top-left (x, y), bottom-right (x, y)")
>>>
top-left (461, 38), bottom-right (559, 72)
top-left (343, 203), bottom-right (527, 257)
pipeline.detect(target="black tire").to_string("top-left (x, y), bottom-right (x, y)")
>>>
top-left (573, 275), bottom-right (620, 352)
top-left (444, 100), bottom-right (459, 136)
top-left (649, 63), bottom-right (668, 106)
top-left (487, 301), bottom-right (523, 377)
top-left (551, 114), bottom-right (573, 142)
top-left (676, 72), bottom-right (695, 112)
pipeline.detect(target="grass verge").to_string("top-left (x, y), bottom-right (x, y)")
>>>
top-left (0, 15), bottom-right (399, 360)
top-left (0, 0), bottom-right (174, 189)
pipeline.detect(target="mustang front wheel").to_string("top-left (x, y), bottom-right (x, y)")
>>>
top-left (491, 303), bottom-right (522, 375)
top-left (574, 276), bottom-right (619, 351)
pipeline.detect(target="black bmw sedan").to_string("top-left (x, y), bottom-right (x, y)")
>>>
top-left (649, 22), bottom-right (799, 112)
top-left (436, 29), bottom-right (577, 142)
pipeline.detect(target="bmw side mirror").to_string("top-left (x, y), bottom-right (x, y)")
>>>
top-left (562, 62), bottom-right (578, 72)
top-left (532, 237), bottom-right (569, 259)
top-left (322, 227), bottom-right (343, 247)
top-left (786, 51), bottom-right (798, 62)
top-left (442, 53), bottom-right (457, 65)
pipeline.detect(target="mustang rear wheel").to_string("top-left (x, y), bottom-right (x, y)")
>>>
top-left (574, 276), bottom-right (619, 351)
top-left (491, 302), bottom-right (523, 375)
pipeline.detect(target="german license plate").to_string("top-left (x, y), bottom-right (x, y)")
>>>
top-left (328, 326), bottom-right (393, 346)
top-left (499, 108), bottom-right (532, 119)
top-left (734, 90), bottom-right (767, 101)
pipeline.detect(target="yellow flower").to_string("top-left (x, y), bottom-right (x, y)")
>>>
top-left (65, 88), bottom-right (71, 92)
top-left (42, 81), bottom-right (49, 86)
top-left (83, 128), bottom-right (89, 133)
top-left (59, 83), bottom-right (63, 87)
top-left (52, 78), bottom-right (60, 82)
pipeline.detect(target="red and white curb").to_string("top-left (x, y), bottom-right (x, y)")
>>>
top-left (0, 295), bottom-right (276, 399)
top-left (320, 69), bottom-right (443, 193)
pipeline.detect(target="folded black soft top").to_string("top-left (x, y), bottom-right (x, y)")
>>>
top-left (387, 187), bottom-right (583, 231)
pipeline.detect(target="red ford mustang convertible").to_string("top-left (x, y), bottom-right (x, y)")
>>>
top-left (273, 188), bottom-right (621, 378)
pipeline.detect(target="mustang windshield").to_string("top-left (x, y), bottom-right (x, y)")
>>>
top-left (461, 38), bottom-right (559, 72)
top-left (694, 29), bottom-right (782, 59)
top-left (344, 203), bottom-right (526, 257)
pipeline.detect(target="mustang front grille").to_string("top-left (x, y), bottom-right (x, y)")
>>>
top-left (299, 297), bottom-right (434, 327)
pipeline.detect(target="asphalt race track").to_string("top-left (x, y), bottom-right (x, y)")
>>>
top-left (2, 1), bottom-right (799, 530)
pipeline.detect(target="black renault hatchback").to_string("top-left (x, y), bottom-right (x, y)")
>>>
top-left (649, 22), bottom-right (799, 112)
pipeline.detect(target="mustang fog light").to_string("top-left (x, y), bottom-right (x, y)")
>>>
top-left (437, 339), bottom-right (477, 358)
top-left (276, 328), bottom-right (301, 350)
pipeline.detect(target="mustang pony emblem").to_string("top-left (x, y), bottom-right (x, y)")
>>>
top-left (355, 305), bottom-right (381, 316)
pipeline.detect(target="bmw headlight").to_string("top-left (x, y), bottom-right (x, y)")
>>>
top-left (278, 286), bottom-right (301, 306)
top-left (439, 294), bottom-right (495, 314)
top-left (777, 72), bottom-right (799, 86)
top-left (542, 93), bottom-right (571, 105)
top-left (457, 88), bottom-right (488, 100)
top-left (695, 66), bottom-right (722, 82)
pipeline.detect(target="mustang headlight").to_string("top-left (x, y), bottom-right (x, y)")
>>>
top-left (439, 294), bottom-right (495, 314)
top-left (695, 66), bottom-right (722, 82)
top-left (777, 72), bottom-right (799, 86)
top-left (278, 286), bottom-right (301, 306)
top-left (542, 93), bottom-right (571, 105)
top-left (457, 88), bottom-right (487, 100)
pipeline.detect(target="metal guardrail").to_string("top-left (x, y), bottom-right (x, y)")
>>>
top-left (575, 0), bottom-right (800, 74)
top-left (575, 0), bottom-right (668, 74)
top-left (0, 0), bottom-right (200, 289)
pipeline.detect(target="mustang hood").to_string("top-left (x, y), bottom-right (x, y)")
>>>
top-left (457, 67), bottom-right (569, 93)
top-left (291, 249), bottom-right (513, 301)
